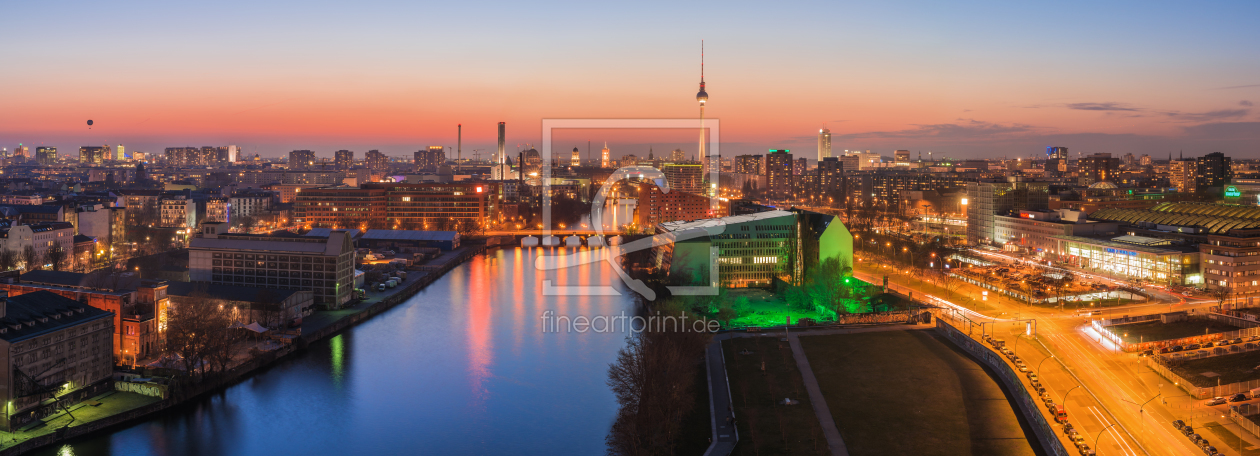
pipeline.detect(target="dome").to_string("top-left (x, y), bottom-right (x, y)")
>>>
top-left (696, 89), bottom-right (708, 102)
top-left (1088, 181), bottom-right (1118, 189)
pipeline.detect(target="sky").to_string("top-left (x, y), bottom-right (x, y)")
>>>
top-left (3, 0), bottom-right (1260, 161)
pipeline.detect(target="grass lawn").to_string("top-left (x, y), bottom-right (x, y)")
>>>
top-left (1172, 350), bottom-right (1260, 386)
top-left (724, 336), bottom-right (829, 456)
top-left (726, 288), bottom-right (838, 328)
top-left (799, 330), bottom-right (1037, 456)
top-left (1202, 422), bottom-right (1260, 455)
top-left (1112, 319), bottom-right (1242, 344)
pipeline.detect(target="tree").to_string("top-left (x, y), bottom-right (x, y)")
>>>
top-left (605, 302), bottom-right (711, 455)
top-left (0, 248), bottom-right (17, 272)
top-left (165, 289), bottom-right (242, 378)
top-left (20, 245), bottom-right (38, 271)
top-left (1210, 284), bottom-right (1235, 310)
top-left (45, 245), bottom-right (68, 272)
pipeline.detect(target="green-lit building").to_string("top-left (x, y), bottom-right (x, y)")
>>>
top-left (654, 209), bottom-right (853, 288)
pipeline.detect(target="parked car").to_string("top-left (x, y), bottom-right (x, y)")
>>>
top-left (1230, 393), bottom-right (1248, 402)
top-left (377, 283), bottom-right (386, 292)
top-left (1203, 342), bottom-right (1215, 348)
top-left (1204, 446), bottom-right (1218, 455)
top-left (1027, 373), bottom-right (1039, 382)
top-left (1018, 366), bottom-right (1030, 373)
top-left (1173, 420), bottom-right (1186, 430)
top-left (1141, 349), bottom-right (1154, 357)
top-left (1189, 433), bottom-right (1203, 443)
top-left (1207, 397), bottom-right (1227, 406)
top-left (1187, 344), bottom-right (1202, 350)
top-left (1171, 345), bottom-right (1185, 352)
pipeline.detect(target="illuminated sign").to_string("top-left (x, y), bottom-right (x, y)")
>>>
top-left (1105, 248), bottom-right (1137, 256)
top-left (476, 186), bottom-right (483, 193)
top-left (1226, 186), bottom-right (1241, 198)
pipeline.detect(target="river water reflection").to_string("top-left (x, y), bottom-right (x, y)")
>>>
top-left (38, 247), bottom-right (638, 456)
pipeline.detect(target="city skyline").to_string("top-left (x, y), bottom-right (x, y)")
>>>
top-left (4, 1), bottom-right (1260, 158)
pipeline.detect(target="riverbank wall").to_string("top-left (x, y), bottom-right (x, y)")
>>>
top-left (0, 245), bottom-right (487, 456)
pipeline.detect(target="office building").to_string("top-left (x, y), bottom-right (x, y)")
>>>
top-left (35, 147), bottom-right (57, 166)
top-left (965, 180), bottom-right (1050, 246)
top-left (654, 209), bottom-right (853, 288)
top-left (895, 150), bottom-right (911, 164)
top-left (1169, 159), bottom-right (1196, 193)
top-left (115, 144), bottom-right (125, 161)
top-left (1045, 146), bottom-right (1068, 178)
top-left (160, 196), bottom-right (196, 228)
top-left (13, 145), bottom-right (29, 163)
top-left (992, 209), bottom-right (1120, 254)
top-left (293, 187), bottom-right (386, 227)
top-left (817, 128), bottom-right (831, 160)
top-left (670, 148), bottom-right (687, 163)
top-left (79, 146), bottom-right (109, 165)
top-left (334, 150), bottom-right (354, 171)
top-left (189, 227), bottom-right (355, 310)
top-left (635, 180), bottom-right (728, 227)
top-left (414, 146), bottom-right (444, 172)
top-left (0, 291), bottom-right (115, 431)
top-left (662, 163), bottom-right (704, 195)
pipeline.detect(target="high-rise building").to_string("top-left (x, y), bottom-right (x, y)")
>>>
top-left (290, 150), bottom-right (316, 170)
top-left (227, 145), bottom-right (240, 163)
top-left (794, 158), bottom-right (807, 176)
top-left (1196, 152), bottom-right (1233, 192)
top-left (1169, 159), bottom-right (1196, 192)
top-left (1077, 153), bottom-right (1119, 185)
top-left (115, 144), bottom-right (125, 161)
top-left (818, 128), bottom-right (832, 160)
top-left (670, 148), bottom-right (687, 163)
top-left (365, 150), bottom-right (387, 174)
top-left (965, 180), bottom-right (1050, 246)
top-left (414, 147), bottom-right (444, 172)
top-left (79, 146), bottom-right (109, 165)
top-left (1045, 146), bottom-right (1068, 178)
top-left (335, 150), bottom-right (354, 171)
top-left (601, 142), bottom-right (610, 168)
top-left (894, 150), bottom-right (911, 164)
top-left (734, 155), bottom-right (763, 174)
top-left (818, 157), bottom-right (844, 198)
top-left (497, 122), bottom-right (506, 165)
top-left (662, 163), bottom-right (704, 194)
top-left (765, 150), bottom-right (794, 201)
top-left (1139, 154), bottom-right (1152, 166)
top-left (13, 145), bottom-right (29, 163)
top-left (35, 147), bottom-right (57, 166)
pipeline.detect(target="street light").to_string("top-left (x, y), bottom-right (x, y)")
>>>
top-left (1094, 423), bottom-right (1119, 453)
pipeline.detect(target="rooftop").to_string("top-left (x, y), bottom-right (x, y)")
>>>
top-left (1050, 235), bottom-right (1197, 254)
top-left (361, 229), bottom-right (457, 241)
top-left (165, 281), bottom-right (303, 303)
top-left (658, 210), bottom-right (794, 233)
top-left (0, 291), bottom-right (112, 342)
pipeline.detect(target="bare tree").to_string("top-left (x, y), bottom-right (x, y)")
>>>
top-left (0, 249), bottom-right (17, 272)
top-left (20, 245), bottom-right (39, 271)
top-left (45, 245), bottom-right (69, 272)
top-left (1210, 284), bottom-right (1235, 310)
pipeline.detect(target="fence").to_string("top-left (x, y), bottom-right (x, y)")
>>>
top-left (1147, 352), bottom-right (1260, 399)
top-left (1096, 312), bottom-right (1260, 353)
top-left (934, 319), bottom-right (1071, 456)
top-left (1229, 403), bottom-right (1260, 440)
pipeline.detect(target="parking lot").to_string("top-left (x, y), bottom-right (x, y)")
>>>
top-left (952, 263), bottom-right (1111, 304)
top-left (1115, 319), bottom-right (1245, 345)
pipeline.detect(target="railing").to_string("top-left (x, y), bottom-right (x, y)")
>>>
top-left (1145, 357), bottom-right (1212, 398)
top-left (1096, 313), bottom-right (1260, 353)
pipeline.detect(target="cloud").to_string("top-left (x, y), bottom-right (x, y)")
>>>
top-left (834, 119), bottom-right (1034, 141)
top-left (1162, 109), bottom-right (1250, 122)
top-left (1181, 121), bottom-right (1260, 140)
top-left (1065, 102), bottom-right (1141, 112)
top-left (1242, 100), bottom-right (1254, 107)
top-left (1217, 84), bottom-right (1260, 90)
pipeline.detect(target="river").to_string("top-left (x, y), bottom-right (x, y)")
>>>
top-left (38, 247), bottom-right (639, 456)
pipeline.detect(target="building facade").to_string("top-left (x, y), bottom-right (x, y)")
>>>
top-left (189, 228), bottom-right (356, 309)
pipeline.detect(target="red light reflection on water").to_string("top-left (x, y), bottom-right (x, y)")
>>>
top-left (466, 254), bottom-right (493, 408)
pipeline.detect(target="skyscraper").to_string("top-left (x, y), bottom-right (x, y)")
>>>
top-left (670, 148), bottom-right (686, 163)
top-left (14, 145), bottom-right (29, 163)
top-left (227, 145), bottom-right (240, 163)
top-left (115, 144), bottom-right (125, 161)
top-left (335, 150), bottom-right (354, 171)
top-left (601, 142), bottom-right (610, 168)
top-left (497, 122), bottom-right (506, 165)
top-left (79, 146), bottom-right (108, 164)
top-left (818, 128), bottom-right (832, 160)
top-left (1077, 153), bottom-right (1119, 185)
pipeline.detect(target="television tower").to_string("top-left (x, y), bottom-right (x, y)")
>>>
top-left (696, 40), bottom-right (708, 168)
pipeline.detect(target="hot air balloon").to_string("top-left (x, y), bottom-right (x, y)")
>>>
top-left (87, 120), bottom-right (94, 129)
